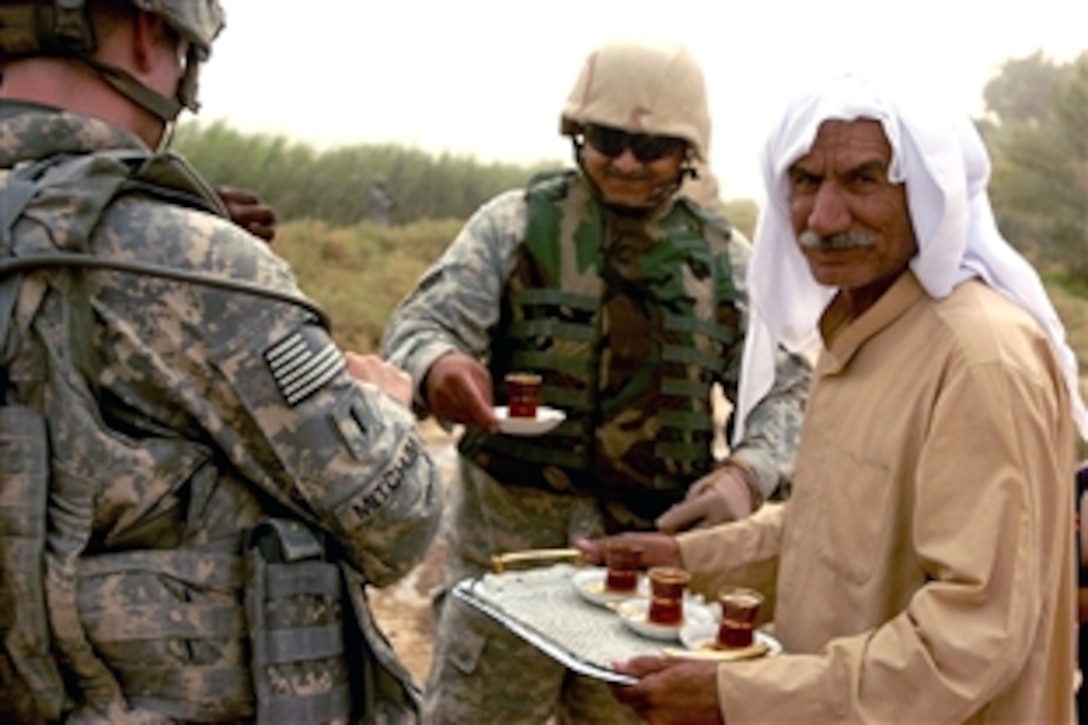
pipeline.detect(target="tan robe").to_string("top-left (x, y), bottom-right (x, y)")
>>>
top-left (679, 272), bottom-right (1077, 723)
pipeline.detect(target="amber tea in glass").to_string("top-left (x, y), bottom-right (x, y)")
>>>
top-left (505, 372), bottom-right (542, 418)
top-left (647, 566), bottom-right (690, 625)
top-left (717, 586), bottom-right (764, 648)
top-left (603, 540), bottom-right (643, 593)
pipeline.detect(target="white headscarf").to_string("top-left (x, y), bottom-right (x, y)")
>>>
top-left (735, 74), bottom-right (1088, 443)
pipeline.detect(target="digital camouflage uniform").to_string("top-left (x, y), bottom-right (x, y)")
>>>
top-left (381, 172), bottom-right (809, 724)
top-left (0, 103), bottom-right (442, 723)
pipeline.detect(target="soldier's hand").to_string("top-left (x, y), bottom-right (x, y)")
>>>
top-left (423, 351), bottom-right (498, 432)
top-left (610, 656), bottom-right (723, 724)
top-left (217, 186), bottom-right (277, 243)
top-left (655, 466), bottom-right (755, 534)
top-left (344, 352), bottom-right (412, 407)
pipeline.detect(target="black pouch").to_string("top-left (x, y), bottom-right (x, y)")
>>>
top-left (246, 518), bottom-right (352, 724)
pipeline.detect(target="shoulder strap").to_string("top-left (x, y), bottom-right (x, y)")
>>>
top-left (0, 174), bottom-right (41, 371)
top-left (0, 252), bottom-right (330, 328)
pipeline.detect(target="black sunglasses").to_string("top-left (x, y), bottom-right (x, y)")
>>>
top-left (583, 124), bottom-right (686, 163)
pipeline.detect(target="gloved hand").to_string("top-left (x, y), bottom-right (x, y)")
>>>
top-left (216, 186), bottom-right (277, 243)
top-left (344, 352), bottom-right (412, 407)
top-left (423, 351), bottom-right (499, 432)
top-left (655, 462), bottom-right (762, 534)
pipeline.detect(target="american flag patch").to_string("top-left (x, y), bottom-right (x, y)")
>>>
top-left (264, 325), bottom-right (346, 406)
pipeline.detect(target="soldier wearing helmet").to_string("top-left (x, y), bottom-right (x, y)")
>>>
top-left (368, 174), bottom-right (395, 227)
top-left (0, 1), bottom-right (440, 721)
top-left (381, 37), bottom-right (809, 723)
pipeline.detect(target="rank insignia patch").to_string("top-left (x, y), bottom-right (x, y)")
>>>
top-left (265, 325), bottom-right (345, 406)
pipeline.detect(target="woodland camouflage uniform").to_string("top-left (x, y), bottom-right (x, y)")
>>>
top-left (0, 62), bottom-right (439, 725)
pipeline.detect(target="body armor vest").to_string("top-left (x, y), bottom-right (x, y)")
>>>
top-left (0, 149), bottom-right (345, 722)
top-left (461, 172), bottom-right (742, 523)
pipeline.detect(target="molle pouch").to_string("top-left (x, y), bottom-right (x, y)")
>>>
top-left (245, 518), bottom-right (352, 724)
top-left (0, 405), bottom-right (66, 721)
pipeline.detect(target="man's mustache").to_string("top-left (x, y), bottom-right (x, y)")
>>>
top-left (604, 166), bottom-right (654, 182)
top-left (798, 229), bottom-right (877, 250)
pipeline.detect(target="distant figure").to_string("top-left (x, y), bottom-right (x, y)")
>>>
top-left (368, 175), bottom-right (395, 226)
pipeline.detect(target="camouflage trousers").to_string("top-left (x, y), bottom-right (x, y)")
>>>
top-left (421, 458), bottom-right (641, 725)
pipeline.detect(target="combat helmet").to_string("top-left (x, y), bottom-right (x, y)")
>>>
top-left (0, 0), bottom-right (225, 120)
top-left (560, 38), bottom-right (712, 162)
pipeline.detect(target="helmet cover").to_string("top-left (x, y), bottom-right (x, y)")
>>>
top-left (560, 38), bottom-right (711, 161)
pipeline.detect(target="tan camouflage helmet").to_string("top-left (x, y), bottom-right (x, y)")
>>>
top-left (0, 0), bottom-right (225, 118)
top-left (560, 39), bottom-right (712, 161)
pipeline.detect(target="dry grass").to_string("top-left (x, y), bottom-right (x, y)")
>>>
top-left (273, 218), bottom-right (461, 352)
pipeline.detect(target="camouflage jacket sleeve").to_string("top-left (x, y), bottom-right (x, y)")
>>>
top-left (380, 190), bottom-right (527, 411)
top-left (95, 198), bottom-right (442, 586)
top-left (720, 230), bottom-right (810, 500)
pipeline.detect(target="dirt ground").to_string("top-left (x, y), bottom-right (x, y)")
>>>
top-left (367, 423), bottom-right (457, 683)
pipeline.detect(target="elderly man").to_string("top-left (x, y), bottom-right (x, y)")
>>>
top-left (578, 74), bottom-right (1086, 723)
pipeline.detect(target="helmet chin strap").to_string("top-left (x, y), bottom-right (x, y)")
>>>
top-left (80, 56), bottom-right (184, 122)
top-left (79, 51), bottom-right (204, 151)
top-left (645, 163), bottom-right (697, 207)
top-left (79, 40), bottom-right (206, 127)
top-left (158, 121), bottom-right (177, 152)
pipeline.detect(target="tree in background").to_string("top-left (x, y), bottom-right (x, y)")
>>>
top-left (982, 51), bottom-right (1087, 283)
top-left (983, 50), bottom-right (1072, 127)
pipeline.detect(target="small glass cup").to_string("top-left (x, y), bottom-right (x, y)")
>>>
top-left (505, 372), bottom-right (542, 418)
top-left (717, 586), bottom-right (764, 649)
top-left (603, 539), bottom-right (643, 593)
top-left (647, 566), bottom-right (691, 625)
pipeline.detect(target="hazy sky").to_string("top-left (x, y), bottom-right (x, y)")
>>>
top-left (197, 0), bottom-right (1086, 200)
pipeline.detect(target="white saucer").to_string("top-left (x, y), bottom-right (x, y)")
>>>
top-left (570, 567), bottom-right (649, 607)
top-left (614, 598), bottom-right (716, 641)
top-left (495, 405), bottom-right (566, 436)
top-left (677, 620), bottom-right (783, 660)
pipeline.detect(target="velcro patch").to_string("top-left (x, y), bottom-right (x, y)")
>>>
top-left (350, 435), bottom-right (422, 521)
top-left (264, 325), bottom-right (345, 406)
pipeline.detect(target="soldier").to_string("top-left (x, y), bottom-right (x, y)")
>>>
top-left (380, 38), bottom-right (810, 723)
top-left (0, 1), bottom-right (441, 722)
top-left (368, 175), bottom-right (395, 227)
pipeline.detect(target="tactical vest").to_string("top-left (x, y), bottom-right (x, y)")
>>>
top-left (461, 172), bottom-right (742, 524)
top-left (0, 149), bottom-right (354, 722)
